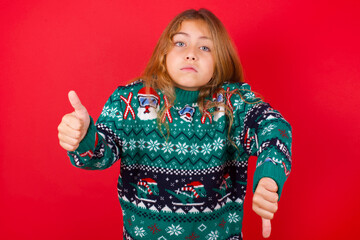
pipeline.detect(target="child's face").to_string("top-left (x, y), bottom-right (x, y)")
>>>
top-left (166, 20), bottom-right (215, 91)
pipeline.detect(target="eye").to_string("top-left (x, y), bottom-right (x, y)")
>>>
top-left (174, 41), bottom-right (185, 47)
top-left (200, 46), bottom-right (211, 52)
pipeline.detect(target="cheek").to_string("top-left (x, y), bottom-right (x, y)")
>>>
top-left (206, 59), bottom-right (215, 77)
top-left (166, 51), bottom-right (176, 69)
top-left (165, 54), bottom-right (173, 73)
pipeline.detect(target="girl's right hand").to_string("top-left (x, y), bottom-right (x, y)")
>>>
top-left (58, 91), bottom-right (90, 151)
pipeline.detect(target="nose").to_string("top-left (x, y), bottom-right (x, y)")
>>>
top-left (185, 47), bottom-right (197, 61)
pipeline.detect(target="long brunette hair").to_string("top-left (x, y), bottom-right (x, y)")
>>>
top-left (138, 8), bottom-right (248, 139)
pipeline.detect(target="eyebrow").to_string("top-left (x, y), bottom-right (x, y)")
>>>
top-left (173, 32), bottom-right (212, 40)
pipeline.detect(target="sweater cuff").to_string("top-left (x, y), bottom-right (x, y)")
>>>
top-left (253, 158), bottom-right (288, 200)
top-left (69, 116), bottom-right (97, 154)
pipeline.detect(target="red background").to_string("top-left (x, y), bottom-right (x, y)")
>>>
top-left (1, 0), bottom-right (359, 239)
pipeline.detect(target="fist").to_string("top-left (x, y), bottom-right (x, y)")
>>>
top-left (57, 91), bottom-right (90, 151)
top-left (253, 177), bottom-right (279, 238)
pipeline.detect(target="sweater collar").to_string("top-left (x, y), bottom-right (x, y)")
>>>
top-left (174, 87), bottom-right (200, 105)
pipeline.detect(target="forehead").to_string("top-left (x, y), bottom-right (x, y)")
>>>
top-left (173, 20), bottom-right (212, 40)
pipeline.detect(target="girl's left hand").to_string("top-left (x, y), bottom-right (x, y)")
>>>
top-left (252, 177), bottom-right (279, 238)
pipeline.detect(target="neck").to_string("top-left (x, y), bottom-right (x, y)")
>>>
top-left (174, 87), bottom-right (200, 105)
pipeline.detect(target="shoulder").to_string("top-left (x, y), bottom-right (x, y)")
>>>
top-left (221, 81), bottom-right (250, 91)
top-left (115, 79), bottom-right (163, 106)
top-left (217, 82), bottom-right (262, 105)
top-left (102, 79), bottom-right (146, 108)
top-left (117, 79), bottom-right (145, 93)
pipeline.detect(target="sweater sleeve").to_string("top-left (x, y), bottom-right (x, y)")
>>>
top-left (237, 86), bottom-right (292, 199)
top-left (67, 87), bottom-right (123, 170)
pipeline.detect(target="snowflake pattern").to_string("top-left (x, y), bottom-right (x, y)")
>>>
top-left (147, 224), bottom-right (161, 234)
top-left (186, 232), bottom-right (200, 240)
top-left (206, 230), bottom-right (219, 240)
top-left (134, 226), bottom-right (146, 237)
top-left (261, 124), bottom-right (276, 136)
top-left (76, 83), bottom-right (291, 240)
top-left (166, 224), bottom-right (184, 236)
top-left (233, 99), bottom-right (244, 111)
top-left (122, 139), bottom-right (128, 151)
top-left (147, 139), bottom-right (160, 152)
top-left (201, 143), bottom-right (212, 155)
top-left (243, 92), bottom-right (255, 100)
top-left (228, 212), bottom-right (240, 223)
top-left (175, 142), bottom-right (188, 155)
top-left (137, 139), bottom-right (146, 150)
top-left (120, 139), bottom-right (230, 156)
top-left (129, 139), bottom-right (137, 150)
top-left (94, 159), bottom-right (106, 168)
top-left (213, 138), bottom-right (224, 151)
top-left (109, 107), bottom-right (118, 118)
top-left (162, 142), bottom-right (174, 154)
top-left (190, 143), bottom-right (199, 155)
top-left (100, 106), bottom-right (110, 117)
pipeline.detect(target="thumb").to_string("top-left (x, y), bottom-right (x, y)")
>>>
top-left (262, 218), bottom-right (271, 238)
top-left (68, 90), bottom-right (89, 120)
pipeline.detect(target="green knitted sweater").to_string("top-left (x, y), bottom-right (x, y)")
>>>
top-left (68, 80), bottom-right (292, 240)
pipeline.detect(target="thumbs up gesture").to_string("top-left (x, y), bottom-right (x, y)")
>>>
top-left (252, 177), bottom-right (279, 238)
top-left (58, 91), bottom-right (90, 151)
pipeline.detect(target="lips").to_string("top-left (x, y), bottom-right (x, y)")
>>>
top-left (180, 66), bottom-right (197, 72)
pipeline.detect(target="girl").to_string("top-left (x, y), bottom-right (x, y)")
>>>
top-left (58, 9), bottom-right (292, 240)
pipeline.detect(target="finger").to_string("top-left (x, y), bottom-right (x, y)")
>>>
top-left (261, 177), bottom-right (278, 192)
top-left (262, 218), bottom-right (271, 238)
top-left (68, 90), bottom-right (88, 119)
top-left (58, 123), bottom-right (83, 140)
top-left (60, 113), bottom-right (83, 131)
top-left (59, 140), bottom-right (79, 152)
top-left (58, 132), bottom-right (81, 146)
top-left (260, 190), bottom-right (279, 203)
top-left (252, 205), bottom-right (275, 219)
top-left (254, 198), bottom-right (278, 214)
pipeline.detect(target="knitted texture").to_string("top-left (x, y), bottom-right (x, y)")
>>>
top-left (68, 80), bottom-right (292, 240)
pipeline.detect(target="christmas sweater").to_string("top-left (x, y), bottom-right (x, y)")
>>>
top-left (68, 80), bottom-right (292, 240)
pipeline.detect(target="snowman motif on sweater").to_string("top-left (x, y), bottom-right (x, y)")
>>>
top-left (136, 87), bottom-right (160, 120)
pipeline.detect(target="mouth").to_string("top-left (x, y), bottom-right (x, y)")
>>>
top-left (181, 66), bottom-right (197, 72)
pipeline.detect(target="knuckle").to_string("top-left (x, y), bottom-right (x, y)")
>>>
top-left (74, 120), bottom-right (82, 130)
top-left (62, 114), bottom-right (69, 122)
top-left (75, 139), bottom-right (81, 146)
top-left (67, 144), bottom-right (76, 151)
top-left (69, 137), bottom-right (77, 145)
top-left (274, 205), bottom-right (278, 213)
top-left (59, 141), bottom-right (69, 151)
top-left (252, 204), bottom-right (257, 212)
top-left (74, 131), bottom-right (81, 139)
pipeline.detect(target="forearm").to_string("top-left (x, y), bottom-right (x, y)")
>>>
top-left (251, 104), bottom-right (292, 198)
top-left (68, 117), bottom-right (121, 170)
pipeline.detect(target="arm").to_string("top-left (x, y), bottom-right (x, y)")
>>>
top-left (242, 100), bottom-right (292, 238)
top-left (58, 89), bottom-right (123, 170)
top-left (242, 101), bottom-right (292, 197)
